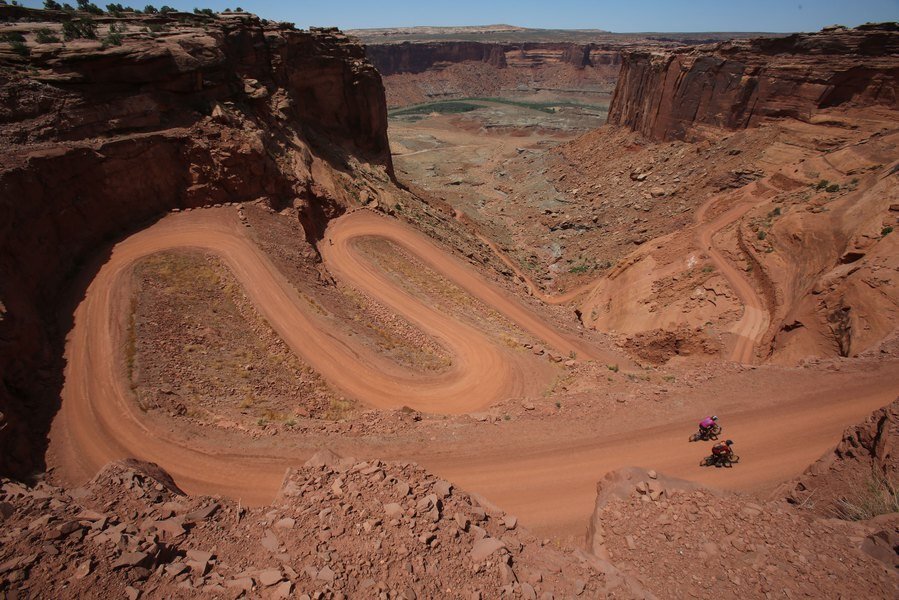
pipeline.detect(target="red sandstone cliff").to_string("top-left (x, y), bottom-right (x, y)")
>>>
top-left (365, 40), bottom-right (620, 75)
top-left (364, 41), bottom-right (623, 107)
top-left (364, 41), bottom-right (508, 75)
top-left (0, 10), bottom-right (392, 480)
top-left (608, 23), bottom-right (899, 141)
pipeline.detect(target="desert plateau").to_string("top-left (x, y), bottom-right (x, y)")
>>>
top-left (0, 1), bottom-right (897, 598)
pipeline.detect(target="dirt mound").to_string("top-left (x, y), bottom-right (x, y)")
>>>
top-left (783, 397), bottom-right (898, 519)
top-left (586, 468), bottom-right (898, 598)
top-left (1, 453), bottom-right (608, 598)
top-left (622, 327), bottom-right (722, 364)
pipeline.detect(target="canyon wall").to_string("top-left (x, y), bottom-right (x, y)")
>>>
top-left (608, 23), bottom-right (899, 141)
top-left (0, 10), bottom-right (392, 479)
top-left (365, 41), bottom-right (621, 75)
top-left (363, 41), bottom-right (622, 107)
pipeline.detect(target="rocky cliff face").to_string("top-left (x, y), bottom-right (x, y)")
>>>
top-left (608, 23), bottom-right (899, 141)
top-left (364, 41), bottom-right (622, 107)
top-left (364, 41), bottom-right (507, 75)
top-left (0, 10), bottom-right (392, 480)
top-left (366, 40), bottom-right (619, 75)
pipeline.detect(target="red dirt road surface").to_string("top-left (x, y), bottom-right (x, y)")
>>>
top-left (48, 207), bottom-right (898, 537)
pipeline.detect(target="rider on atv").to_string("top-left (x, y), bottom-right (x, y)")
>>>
top-left (710, 439), bottom-right (734, 464)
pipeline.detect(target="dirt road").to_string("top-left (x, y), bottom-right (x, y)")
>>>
top-left (694, 188), bottom-right (770, 363)
top-left (49, 207), bottom-right (897, 539)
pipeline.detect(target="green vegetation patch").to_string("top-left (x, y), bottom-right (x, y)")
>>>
top-left (389, 101), bottom-right (482, 117)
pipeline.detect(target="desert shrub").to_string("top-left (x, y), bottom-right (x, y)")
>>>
top-left (44, 0), bottom-right (63, 9)
top-left (63, 18), bottom-right (97, 40)
top-left (757, 230), bottom-right (767, 240)
top-left (826, 183), bottom-right (840, 193)
top-left (143, 4), bottom-right (156, 12)
top-left (101, 31), bottom-right (123, 46)
top-left (8, 39), bottom-right (29, 56)
top-left (35, 28), bottom-right (61, 43)
top-left (607, 364), bottom-right (619, 373)
top-left (882, 226), bottom-right (893, 236)
top-left (159, 4), bottom-right (174, 13)
top-left (768, 206), bottom-right (781, 217)
top-left (832, 471), bottom-right (899, 520)
top-left (108, 21), bottom-right (126, 33)
top-left (1, 32), bottom-right (25, 42)
top-left (815, 179), bottom-right (829, 190)
top-left (77, 0), bottom-right (104, 14)
top-left (193, 7), bottom-right (214, 16)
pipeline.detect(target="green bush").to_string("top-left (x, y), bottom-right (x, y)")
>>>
top-left (882, 226), bottom-right (893, 237)
top-left (101, 31), bottom-right (123, 46)
top-left (1, 32), bottom-right (26, 43)
top-left (9, 40), bottom-right (29, 56)
top-left (44, 0), bottom-right (63, 9)
top-left (35, 28), bottom-right (61, 43)
top-left (825, 183), bottom-right (840, 193)
top-left (63, 18), bottom-right (97, 40)
top-left (77, 0), bottom-right (104, 14)
top-left (815, 179), bottom-right (829, 190)
top-left (757, 230), bottom-right (767, 240)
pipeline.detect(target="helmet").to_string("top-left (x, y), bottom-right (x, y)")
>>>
top-left (712, 415), bottom-right (718, 421)
top-left (725, 440), bottom-right (733, 445)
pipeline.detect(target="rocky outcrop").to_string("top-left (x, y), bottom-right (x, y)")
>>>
top-left (585, 467), bottom-right (896, 597)
top-left (608, 23), bottom-right (899, 141)
top-left (560, 44), bottom-right (593, 68)
top-left (0, 11), bottom-right (392, 480)
top-left (0, 453), bottom-right (609, 597)
top-left (783, 398), bottom-right (898, 516)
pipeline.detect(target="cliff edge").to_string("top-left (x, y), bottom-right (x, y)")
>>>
top-left (608, 23), bottom-right (899, 141)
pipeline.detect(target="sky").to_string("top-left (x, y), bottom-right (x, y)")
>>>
top-left (20, 0), bottom-right (899, 32)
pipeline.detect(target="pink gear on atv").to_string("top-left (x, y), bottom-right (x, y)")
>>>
top-left (699, 416), bottom-right (716, 429)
